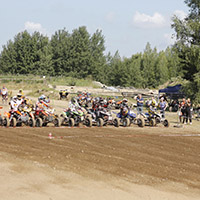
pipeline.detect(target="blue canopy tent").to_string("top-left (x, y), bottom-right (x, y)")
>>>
top-left (159, 84), bottom-right (185, 100)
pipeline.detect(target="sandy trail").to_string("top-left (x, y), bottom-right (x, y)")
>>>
top-left (0, 93), bottom-right (200, 200)
top-left (0, 125), bottom-right (200, 200)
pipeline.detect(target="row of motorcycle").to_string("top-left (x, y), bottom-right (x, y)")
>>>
top-left (0, 97), bottom-right (170, 128)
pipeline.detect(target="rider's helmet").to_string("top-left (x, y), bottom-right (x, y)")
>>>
top-left (12, 96), bottom-right (17, 103)
top-left (17, 93), bottom-right (22, 100)
top-left (38, 95), bottom-right (46, 102)
top-left (95, 97), bottom-right (100, 103)
top-left (19, 89), bottom-right (24, 96)
top-left (122, 98), bottom-right (128, 106)
top-left (151, 100), bottom-right (156, 107)
top-left (99, 98), bottom-right (104, 104)
top-left (44, 96), bottom-right (50, 103)
top-left (71, 97), bottom-right (76, 104)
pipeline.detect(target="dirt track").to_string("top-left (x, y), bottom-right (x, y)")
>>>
top-left (0, 125), bottom-right (200, 200)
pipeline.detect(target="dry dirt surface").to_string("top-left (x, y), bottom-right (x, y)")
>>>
top-left (0, 124), bottom-right (200, 200)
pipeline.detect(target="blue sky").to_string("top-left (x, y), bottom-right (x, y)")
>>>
top-left (0, 0), bottom-right (188, 57)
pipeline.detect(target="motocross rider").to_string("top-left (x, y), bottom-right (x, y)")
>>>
top-left (69, 97), bottom-right (82, 111)
top-left (9, 95), bottom-right (23, 112)
top-left (148, 96), bottom-right (158, 115)
top-left (90, 97), bottom-right (104, 119)
top-left (118, 98), bottom-right (129, 118)
top-left (36, 95), bottom-right (50, 111)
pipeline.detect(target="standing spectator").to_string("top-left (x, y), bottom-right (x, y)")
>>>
top-left (1, 85), bottom-right (8, 104)
top-left (159, 97), bottom-right (167, 119)
top-left (159, 93), bottom-right (168, 102)
top-left (179, 98), bottom-right (186, 123)
top-left (136, 94), bottom-right (144, 115)
top-left (184, 98), bottom-right (192, 124)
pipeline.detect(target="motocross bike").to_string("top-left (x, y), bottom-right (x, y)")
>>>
top-left (60, 108), bottom-right (77, 127)
top-left (65, 107), bottom-right (92, 127)
top-left (116, 107), bottom-right (144, 127)
top-left (138, 108), bottom-right (169, 127)
top-left (3, 109), bottom-right (35, 127)
top-left (0, 106), bottom-right (3, 126)
top-left (34, 107), bottom-right (61, 127)
top-left (88, 106), bottom-right (120, 127)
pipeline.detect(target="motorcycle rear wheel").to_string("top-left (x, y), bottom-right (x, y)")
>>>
top-left (10, 118), bottom-right (17, 127)
top-left (137, 117), bottom-right (145, 127)
top-left (29, 118), bottom-right (36, 127)
top-left (85, 117), bottom-right (92, 127)
top-left (36, 118), bottom-right (43, 127)
top-left (97, 118), bottom-right (104, 127)
top-left (123, 118), bottom-right (130, 127)
top-left (54, 118), bottom-right (61, 127)
top-left (113, 118), bottom-right (120, 127)
top-left (149, 119), bottom-right (156, 127)
top-left (3, 117), bottom-right (10, 127)
top-left (163, 119), bottom-right (170, 127)
top-left (69, 118), bottom-right (75, 127)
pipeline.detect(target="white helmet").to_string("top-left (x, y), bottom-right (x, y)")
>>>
top-left (12, 96), bottom-right (17, 102)
top-left (39, 95), bottom-right (46, 101)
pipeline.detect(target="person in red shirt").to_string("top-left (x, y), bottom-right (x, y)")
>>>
top-left (179, 98), bottom-right (186, 123)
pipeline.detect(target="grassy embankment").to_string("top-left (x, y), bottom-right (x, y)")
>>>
top-left (0, 75), bottom-right (100, 99)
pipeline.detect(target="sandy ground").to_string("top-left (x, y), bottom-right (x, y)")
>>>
top-left (0, 124), bottom-right (200, 200)
top-left (0, 98), bottom-right (200, 200)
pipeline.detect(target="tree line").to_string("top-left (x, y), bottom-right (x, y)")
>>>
top-left (0, 28), bottom-right (180, 88)
top-left (0, 0), bottom-right (199, 103)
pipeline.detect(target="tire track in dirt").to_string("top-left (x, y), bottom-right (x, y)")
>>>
top-left (0, 126), bottom-right (200, 194)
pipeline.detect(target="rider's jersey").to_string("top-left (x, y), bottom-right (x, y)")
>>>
top-left (1, 88), bottom-right (8, 96)
top-left (36, 100), bottom-right (49, 111)
top-left (10, 100), bottom-right (21, 111)
top-left (69, 100), bottom-right (81, 112)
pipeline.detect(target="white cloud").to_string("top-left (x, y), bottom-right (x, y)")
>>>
top-left (24, 21), bottom-right (47, 35)
top-left (105, 12), bottom-right (115, 23)
top-left (133, 11), bottom-right (166, 28)
top-left (173, 10), bottom-right (187, 20)
top-left (164, 33), bottom-right (176, 45)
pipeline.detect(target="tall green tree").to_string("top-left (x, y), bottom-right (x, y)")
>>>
top-left (70, 26), bottom-right (91, 78)
top-left (172, 0), bottom-right (200, 103)
top-left (50, 29), bottom-right (72, 75)
top-left (165, 47), bottom-right (180, 78)
top-left (90, 29), bottom-right (106, 81)
top-left (31, 32), bottom-right (53, 75)
top-left (0, 31), bottom-right (51, 75)
top-left (141, 43), bottom-right (157, 88)
top-left (0, 40), bottom-right (17, 74)
top-left (107, 51), bottom-right (123, 86)
top-left (155, 51), bottom-right (169, 85)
